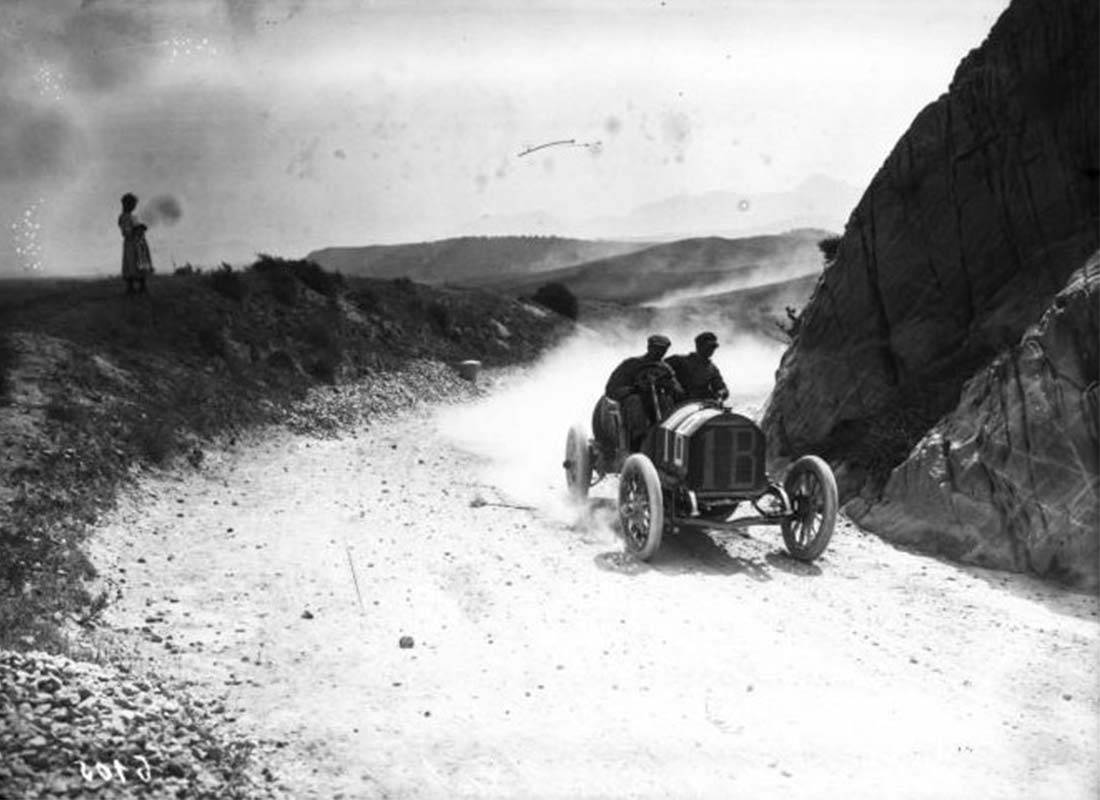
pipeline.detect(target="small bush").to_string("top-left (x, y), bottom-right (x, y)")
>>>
top-left (427, 300), bottom-right (452, 333)
top-left (251, 256), bottom-right (298, 305)
top-left (532, 282), bottom-right (578, 320)
top-left (293, 260), bottom-right (344, 297)
top-left (302, 320), bottom-right (336, 350)
top-left (206, 263), bottom-right (248, 302)
top-left (266, 350), bottom-right (298, 372)
top-left (252, 253), bottom-right (343, 301)
top-left (307, 349), bottom-right (341, 383)
top-left (0, 334), bottom-right (13, 403)
top-left (196, 324), bottom-right (224, 358)
top-left (45, 397), bottom-right (88, 425)
top-left (818, 235), bottom-right (841, 266)
top-left (129, 416), bottom-right (178, 466)
top-left (174, 263), bottom-right (203, 276)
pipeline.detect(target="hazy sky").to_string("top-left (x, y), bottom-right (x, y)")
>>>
top-left (0, 0), bottom-right (1009, 274)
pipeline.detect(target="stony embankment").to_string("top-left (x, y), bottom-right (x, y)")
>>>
top-left (0, 649), bottom-right (283, 799)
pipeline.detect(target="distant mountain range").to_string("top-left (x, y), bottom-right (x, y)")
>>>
top-left (456, 174), bottom-right (861, 241)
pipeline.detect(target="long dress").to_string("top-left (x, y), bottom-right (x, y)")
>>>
top-left (118, 212), bottom-right (153, 279)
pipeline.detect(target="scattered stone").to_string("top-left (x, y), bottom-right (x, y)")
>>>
top-left (398, 636), bottom-right (415, 649)
top-left (0, 649), bottom-right (281, 798)
top-left (36, 677), bottom-right (61, 693)
top-left (301, 610), bottom-right (314, 620)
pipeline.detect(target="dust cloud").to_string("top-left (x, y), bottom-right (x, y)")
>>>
top-left (436, 318), bottom-right (785, 532)
top-left (643, 248), bottom-right (822, 309)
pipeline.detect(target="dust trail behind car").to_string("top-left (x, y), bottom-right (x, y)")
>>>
top-left (436, 318), bottom-right (785, 531)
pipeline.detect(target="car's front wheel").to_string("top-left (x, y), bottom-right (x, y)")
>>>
top-left (780, 455), bottom-right (837, 562)
top-left (618, 453), bottom-right (664, 561)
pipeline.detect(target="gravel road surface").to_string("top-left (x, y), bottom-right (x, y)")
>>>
top-left (92, 370), bottom-right (1099, 799)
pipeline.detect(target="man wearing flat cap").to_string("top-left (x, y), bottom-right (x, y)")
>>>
top-left (666, 331), bottom-right (729, 403)
top-left (603, 334), bottom-right (685, 451)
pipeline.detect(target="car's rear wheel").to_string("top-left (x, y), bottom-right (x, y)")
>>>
top-left (564, 424), bottom-right (593, 501)
top-left (618, 453), bottom-right (664, 560)
top-left (781, 455), bottom-right (837, 561)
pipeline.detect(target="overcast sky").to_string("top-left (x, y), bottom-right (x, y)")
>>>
top-left (0, 0), bottom-right (1008, 275)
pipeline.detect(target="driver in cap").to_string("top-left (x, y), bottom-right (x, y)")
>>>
top-left (665, 331), bottom-right (729, 402)
top-left (604, 334), bottom-right (684, 451)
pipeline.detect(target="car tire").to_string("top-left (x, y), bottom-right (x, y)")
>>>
top-left (781, 455), bottom-right (838, 561)
top-left (619, 453), bottom-right (664, 561)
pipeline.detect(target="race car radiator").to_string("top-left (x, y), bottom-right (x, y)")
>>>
top-left (688, 418), bottom-right (766, 494)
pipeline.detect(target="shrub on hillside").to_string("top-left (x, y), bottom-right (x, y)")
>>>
top-left (427, 300), bottom-right (452, 334)
top-left (532, 282), bottom-right (578, 320)
top-left (0, 335), bottom-right (13, 403)
top-left (251, 254), bottom-right (298, 305)
top-left (265, 270), bottom-right (298, 305)
top-left (45, 396), bottom-right (88, 425)
top-left (294, 260), bottom-right (344, 297)
top-left (128, 417), bottom-right (178, 466)
top-left (302, 320), bottom-right (336, 350)
top-left (356, 288), bottom-right (378, 311)
top-left (818, 235), bottom-right (841, 266)
top-left (206, 263), bottom-right (248, 302)
top-left (173, 263), bottom-right (203, 276)
top-left (251, 254), bottom-right (343, 300)
top-left (196, 324), bottom-right (225, 358)
top-left (307, 349), bottom-right (342, 384)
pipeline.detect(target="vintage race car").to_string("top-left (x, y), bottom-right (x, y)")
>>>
top-left (563, 377), bottom-right (837, 562)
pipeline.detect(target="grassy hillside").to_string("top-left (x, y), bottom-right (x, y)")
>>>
top-left (0, 257), bottom-right (569, 653)
top-left (307, 235), bottom-right (650, 284)
top-left (471, 229), bottom-right (829, 304)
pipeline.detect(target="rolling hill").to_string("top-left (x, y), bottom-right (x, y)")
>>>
top-left (576, 272), bottom-right (821, 342)
top-left (466, 229), bottom-right (830, 304)
top-left (306, 236), bottom-right (649, 285)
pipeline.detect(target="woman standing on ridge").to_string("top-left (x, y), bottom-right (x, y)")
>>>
top-left (118, 192), bottom-right (153, 294)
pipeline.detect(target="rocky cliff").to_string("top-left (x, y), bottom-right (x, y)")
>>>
top-left (852, 256), bottom-right (1099, 589)
top-left (760, 0), bottom-right (1098, 585)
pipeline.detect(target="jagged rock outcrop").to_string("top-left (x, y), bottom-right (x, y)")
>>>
top-left (763, 0), bottom-right (1099, 493)
top-left (850, 257), bottom-right (1099, 589)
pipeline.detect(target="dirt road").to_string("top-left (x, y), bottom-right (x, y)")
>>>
top-left (91, 368), bottom-right (1099, 799)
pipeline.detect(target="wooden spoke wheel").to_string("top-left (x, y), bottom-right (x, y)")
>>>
top-left (780, 455), bottom-right (838, 562)
top-left (618, 453), bottom-right (664, 561)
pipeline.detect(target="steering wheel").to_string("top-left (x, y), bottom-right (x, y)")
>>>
top-left (633, 363), bottom-right (672, 391)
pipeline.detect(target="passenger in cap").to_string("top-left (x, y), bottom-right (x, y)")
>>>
top-left (666, 331), bottom-right (730, 403)
top-left (601, 334), bottom-right (685, 452)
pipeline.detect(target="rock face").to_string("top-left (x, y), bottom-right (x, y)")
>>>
top-left (763, 0), bottom-right (1099, 486)
top-left (853, 258), bottom-right (1099, 589)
